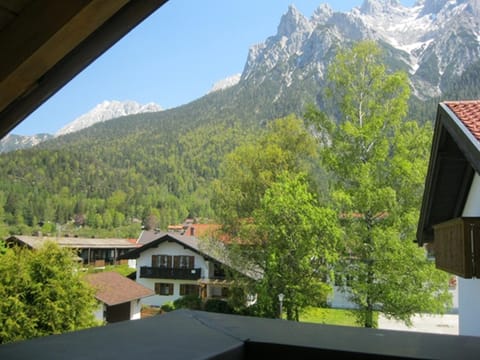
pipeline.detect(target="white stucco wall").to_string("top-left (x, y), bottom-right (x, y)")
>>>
top-left (460, 172), bottom-right (480, 336)
top-left (130, 299), bottom-right (142, 320)
top-left (93, 303), bottom-right (106, 323)
top-left (328, 287), bottom-right (358, 309)
top-left (136, 242), bottom-right (209, 307)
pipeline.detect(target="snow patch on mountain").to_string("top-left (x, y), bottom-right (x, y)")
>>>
top-left (55, 100), bottom-right (162, 136)
top-left (242, 0), bottom-right (480, 100)
top-left (208, 74), bottom-right (241, 93)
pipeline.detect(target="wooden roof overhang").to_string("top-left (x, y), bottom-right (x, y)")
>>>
top-left (417, 103), bottom-right (480, 245)
top-left (0, 0), bottom-right (168, 139)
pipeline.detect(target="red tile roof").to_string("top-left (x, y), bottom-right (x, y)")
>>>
top-left (84, 271), bottom-right (154, 306)
top-left (445, 101), bottom-right (480, 141)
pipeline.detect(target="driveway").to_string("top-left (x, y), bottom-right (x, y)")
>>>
top-left (378, 314), bottom-right (458, 335)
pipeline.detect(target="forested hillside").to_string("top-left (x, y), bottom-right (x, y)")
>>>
top-left (2, 52), bottom-right (480, 238)
top-left (2, 0), bottom-right (480, 238)
top-left (0, 91), bottom-right (259, 237)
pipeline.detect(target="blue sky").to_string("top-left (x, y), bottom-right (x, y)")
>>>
top-left (13, 0), bottom-right (416, 136)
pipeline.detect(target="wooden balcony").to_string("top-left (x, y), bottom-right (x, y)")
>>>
top-left (140, 266), bottom-right (201, 280)
top-left (433, 217), bottom-right (480, 278)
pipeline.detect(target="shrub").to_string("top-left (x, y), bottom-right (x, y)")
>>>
top-left (160, 302), bottom-right (175, 312)
top-left (204, 299), bottom-right (233, 314)
top-left (173, 295), bottom-right (202, 310)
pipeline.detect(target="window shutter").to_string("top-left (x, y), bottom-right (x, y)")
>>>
top-left (180, 284), bottom-right (185, 296)
top-left (167, 255), bottom-right (172, 268)
top-left (189, 256), bottom-right (195, 269)
top-left (152, 255), bottom-right (159, 267)
top-left (154, 283), bottom-right (160, 294)
top-left (174, 256), bottom-right (180, 268)
top-left (169, 283), bottom-right (174, 295)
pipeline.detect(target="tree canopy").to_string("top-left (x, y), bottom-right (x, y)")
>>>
top-left (0, 241), bottom-right (99, 344)
top-left (306, 41), bottom-right (451, 327)
top-left (247, 172), bottom-right (339, 320)
top-left (214, 116), bottom-right (338, 320)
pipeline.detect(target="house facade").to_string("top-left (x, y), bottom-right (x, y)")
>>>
top-left (417, 100), bottom-right (480, 336)
top-left (123, 231), bottom-right (231, 307)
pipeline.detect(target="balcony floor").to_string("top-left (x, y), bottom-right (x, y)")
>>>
top-left (1, 309), bottom-right (479, 359)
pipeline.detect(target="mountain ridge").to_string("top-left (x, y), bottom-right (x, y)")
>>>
top-left (1, 0), bottom-right (480, 234)
top-left (3, 0), bottom-right (480, 153)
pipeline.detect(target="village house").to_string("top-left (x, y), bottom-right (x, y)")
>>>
top-left (122, 228), bottom-right (244, 307)
top-left (417, 100), bottom-right (480, 336)
top-left (84, 271), bottom-right (154, 323)
top-left (6, 235), bottom-right (138, 267)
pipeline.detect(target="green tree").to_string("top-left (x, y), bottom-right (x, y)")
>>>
top-left (242, 173), bottom-right (339, 320)
top-left (306, 41), bottom-right (451, 328)
top-left (0, 242), bottom-right (98, 344)
top-left (213, 115), bottom-right (318, 232)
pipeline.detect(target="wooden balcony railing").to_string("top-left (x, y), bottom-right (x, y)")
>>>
top-left (140, 266), bottom-right (201, 280)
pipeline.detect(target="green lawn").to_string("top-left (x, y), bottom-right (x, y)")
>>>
top-left (87, 264), bottom-right (135, 277)
top-left (299, 307), bottom-right (378, 327)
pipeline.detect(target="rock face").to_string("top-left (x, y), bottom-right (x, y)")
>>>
top-left (55, 100), bottom-right (162, 136)
top-left (6, 1), bottom-right (480, 151)
top-left (0, 133), bottom-right (54, 153)
top-left (242, 0), bottom-right (480, 100)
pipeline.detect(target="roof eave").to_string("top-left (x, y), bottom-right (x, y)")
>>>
top-left (417, 102), bottom-right (480, 245)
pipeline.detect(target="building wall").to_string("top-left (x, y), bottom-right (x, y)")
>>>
top-left (130, 299), bottom-right (142, 320)
top-left (460, 172), bottom-right (480, 336)
top-left (328, 286), bottom-right (358, 309)
top-left (93, 303), bottom-right (106, 323)
top-left (136, 242), bottom-right (209, 307)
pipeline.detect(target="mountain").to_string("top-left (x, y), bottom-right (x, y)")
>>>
top-left (0, 133), bottom-right (54, 153)
top-left (1, 0), bottom-right (480, 236)
top-left (208, 74), bottom-right (241, 94)
top-left (242, 0), bottom-right (480, 102)
top-left (55, 100), bottom-right (162, 136)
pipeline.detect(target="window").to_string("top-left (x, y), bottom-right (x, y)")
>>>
top-left (174, 255), bottom-right (194, 269)
top-left (152, 255), bottom-right (172, 268)
top-left (154, 283), bottom-right (174, 296)
top-left (213, 263), bottom-right (225, 278)
top-left (179, 284), bottom-right (199, 296)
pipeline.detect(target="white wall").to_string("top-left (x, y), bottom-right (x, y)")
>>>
top-left (328, 286), bottom-right (358, 309)
top-left (136, 242), bottom-right (209, 307)
top-left (93, 303), bottom-right (106, 323)
top-left (130, 300), bottom-right (142, 320)
top-left (460, 172), bottom-right (480, 336)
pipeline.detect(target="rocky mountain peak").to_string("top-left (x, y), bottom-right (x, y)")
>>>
top-left (208, 74), bottom-right (241, 93)
top-left (466, 0), bottom-right (480, 16)
top-left (55, 100), bottom-right (162, 136)
top-left (276, 5), bottom-right (312, 38)
top-left (360, 0), bottom-right (402, 15)
top-left (311, 3), bottom-right (334, 24)
top-left (420, 0), bottom-right (452, 15)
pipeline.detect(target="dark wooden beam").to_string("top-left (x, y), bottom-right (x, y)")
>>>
top-left (0, 0), bottom-right (168, 138)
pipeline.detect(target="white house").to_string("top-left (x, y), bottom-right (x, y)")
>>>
top-left (85, 271), bottom-right (154, 323)
top-left (121, 230), bottom-right (238, 307)
top-left (417, 100), bottom-right (480, 336)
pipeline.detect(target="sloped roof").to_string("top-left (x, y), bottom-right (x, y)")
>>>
top-left (84, 271), bottom-right (154, 306)
top-left (446, 101), bottom-right (480, 141)
top-left (417, 101), bottom-right (480, 245)
top-left (125, 231), bottom-right (262, 280)
top-left (127, 231), bottom-right (209, 259)
top-left (6, 235), bottom-right (139, 249)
